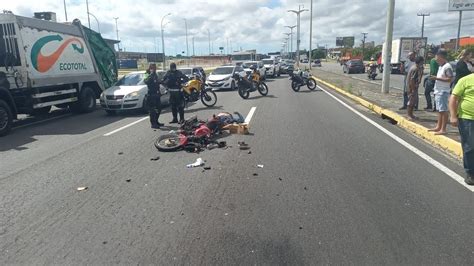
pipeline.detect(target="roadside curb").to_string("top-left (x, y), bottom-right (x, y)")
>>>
top-left (314, 77), bottom-right (463, 158)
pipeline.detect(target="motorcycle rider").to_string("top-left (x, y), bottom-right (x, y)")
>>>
top-left (144, 63), bottom-right (164, 129)
top-left (163, 62), bottom-right (189, 124)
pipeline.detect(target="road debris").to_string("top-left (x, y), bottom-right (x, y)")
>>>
top-left (278, 178), bottom-right (283, 181)
top-left (126, 179), bottom-right (131, 182)
top-left (77, 187), bottom-right (88, 191)
top-left (238, 142), bottom-right (250, 150)
top-left (203, 166), bottom-right (212, 170)
top-left (150, 156), bottom-right (160, 161)
top-left (187, 158), bottom-right (205, 168)
top-left (248, 151), bottom-right (252, 154)
top-left (118, 152), bottom-right (124, 155)
top-left (304, 187), bottom-right (308, 190)
top-left (253, 173), bottom-right (259, 176)
top-left (257, 164), bottom-right (264, 168)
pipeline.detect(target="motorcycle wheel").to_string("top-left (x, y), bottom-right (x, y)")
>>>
top-left (154, 133), bottom-right (185, 152)
top-left (200, 89), bottom-right (217, 107)
top-left (291, 81), bottom-right (301, 92)
top-left (307, 79), bottom-right (317, 90)
top-left (258, 82), bottom-right (268, 96)
top-left (238, 87), bottom-right (250, 99)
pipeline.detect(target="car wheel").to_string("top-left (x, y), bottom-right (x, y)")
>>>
top-left (0, 99), bottom-right (13, 137)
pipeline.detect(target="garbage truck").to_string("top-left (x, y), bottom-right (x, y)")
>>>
top-left (0, 12), bottom-right (117, 136)
top-left (381, 37), bottom-right (427, 74)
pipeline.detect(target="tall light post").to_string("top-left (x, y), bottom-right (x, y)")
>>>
top-left (283, 33), bottom-right (291, 57)
top-left (382, 0), bottom-right (395, 94)
top-left (417, 12), bottom-right (430, 38)
top-left (309, 0), bottom-right (313, 70)
top-left (87, 12), bottom-right (100, 33)
top-left (113, 17), bottom-right (120, 51)
top-left (183, 18), bottom-right (189, 57)
top-left (285, 25), bottom-right (296, 59)
top-left (288, 6), bottom-right (308, 66)
top-left (63, 0), bottom-right (68, 21)
top-left (161, 13), bottom-right (171, 70)
top-left (85, 0), bottom-right (91, 28)
top-left (207, 29), bottom-right (211, 55)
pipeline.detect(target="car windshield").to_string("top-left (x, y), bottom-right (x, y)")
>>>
top-left (350, 61), bottom-right (363, 65)
top-left (115, 73), bottom-right (145, 86)
top-left (262, 60), bottom-right (274, 65)
top-left (243, 62), bottom-right (256, 68)
top-left (179, 69), bottom-right (193, 75)
top-left (212, 67), bottom-right (234, 75)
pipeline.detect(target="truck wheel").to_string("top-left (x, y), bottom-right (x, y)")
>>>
top-left (0, 99), bottom-right (13, 137)
top-left (72, 86), bottom-right (96, 113)
top-left (32, 106), bottom-right (51, 116)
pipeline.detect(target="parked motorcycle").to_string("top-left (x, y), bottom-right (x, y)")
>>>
top-left (233, 71), bottom-right (269, 99)
top-left (182, 74), bottom-right (217, 107)
top-left (289, 69), bottom-right (317, 92)
top-left (367, 63), bottom-right (378, 80)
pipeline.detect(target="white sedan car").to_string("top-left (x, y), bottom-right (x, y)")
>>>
top-left (206, 65), bottom-right (246, 91)
top-left (100, 71), bottom-right (170, 115)
top-left (242, 61), bottom-right (266, 80)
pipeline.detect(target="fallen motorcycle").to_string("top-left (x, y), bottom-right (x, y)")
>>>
top-left (233, 72), bottom-right (268, 99)
top-left (182, 75), bottom-right (217, 107)
top-left (289, 70), bottom-right (317, 92)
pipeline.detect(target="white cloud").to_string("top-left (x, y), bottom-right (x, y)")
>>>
top-left (3, 0), bottom-right (474, 54)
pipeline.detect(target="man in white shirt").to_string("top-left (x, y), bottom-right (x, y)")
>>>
top-left (429, 49), bottom-right (453, 135)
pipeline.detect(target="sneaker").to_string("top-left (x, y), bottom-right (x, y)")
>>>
top-left (151, 124), bottom-right (160, 129)
top-left (169, 119), bottom-right (179, 124)
top-left (465, 175), bottom-right (474, 186)
top-left (157, 122), bottom-right (165, 127)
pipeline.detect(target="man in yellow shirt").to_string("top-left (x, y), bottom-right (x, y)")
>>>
top-left (449, 73), bottom-right (474, 185)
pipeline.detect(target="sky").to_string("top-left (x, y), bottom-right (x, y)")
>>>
top-left (3, 0), bottom-right (474, 55)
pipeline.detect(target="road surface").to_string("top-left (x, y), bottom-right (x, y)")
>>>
top-left (1, 76), bottom-right (472, 264)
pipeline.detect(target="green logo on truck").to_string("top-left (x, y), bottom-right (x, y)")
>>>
top-left (31, 35), bottom-right (86, 73)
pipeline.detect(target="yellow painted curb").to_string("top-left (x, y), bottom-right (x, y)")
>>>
top-left (314, 77), bottom-right (463, 158)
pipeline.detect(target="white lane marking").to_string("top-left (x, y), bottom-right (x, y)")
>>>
top-left (245, 107), bottom-right (257, 124)
top-left (13, 114), bottom-right (72, 130)
top-left (103, 117), bottom-right (148, 137)
top-left (318, 85), bottom-right (474, 192)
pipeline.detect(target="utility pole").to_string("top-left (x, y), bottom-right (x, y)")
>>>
top-left (183, 19), bottom-right (189, 57)
top-left (288, 6), bottom-right (308, 67)
top-left (361, 32), bottom-right (368, 61)
top-left (207, 29), bottom-right (211, 55)
top-left (455, 11), bottom-right (463, 51)
top-left (85, 0), bottom-right (91, 28)
top-left (417, 12), bottom-right (430, 38)
top-left (113, 17), bottom-right (120, 51)
top-left (285, 25), bottom-right (296, 58)
top-left (192, 37), bottom-right (195, 56)
top-left (309, 0), bottom-right (313, 69)
top-left (63, 0), bottom-right (68, 21)
top-left (382, 0), bottom-right (395, 94)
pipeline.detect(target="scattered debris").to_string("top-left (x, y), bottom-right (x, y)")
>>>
top-left (253, 173), bottom-right (259, 176)
top-left (276, 194), bottom-right (280, 196)
top-left (257, 164), bottom-right (264, 168)
top-left (170, 221), bottom-right (175, 224)
top-left (118, 152), bottom-right (124, 155)
top-left (223, 123), bottom-right (250, 135)
top-left (238, 142), bottom-right (251, 150)
top-left (217, 141), bottom-right (227, 148)
top-left (278, 178), bottom-right (282, 181)
top-left (304, 187), bottom-right (308, 190)
top-left (224, 213), bottom-right (229, 216)
top-left (150, 156), bottom-right (160, 161)
top-left (299, 226), bottom-right (303, 230)
top-left (187, 158), bottom-right (205, 168)
top-left (203, 166), bottom-right (212, 170)
top-left (248, 151), bottom-right (252, 154)
top-left (77, 187), bottom-right (88, 191)
top-left (102, 241), bottom-right (108, 245)
top-left (126, 179), bottom-right (131, 182)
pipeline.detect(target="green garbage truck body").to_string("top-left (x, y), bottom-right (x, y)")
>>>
top-left (0, 13), bottom-right (117, 136)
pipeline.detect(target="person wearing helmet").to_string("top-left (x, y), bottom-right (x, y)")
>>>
top-left (144, 63), bottom-right (164, 129)
top-left (162, 62), bottom-right (189, 124)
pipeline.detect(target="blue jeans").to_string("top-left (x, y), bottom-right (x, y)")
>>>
top-left (458, 118), bottom-right (474, 176)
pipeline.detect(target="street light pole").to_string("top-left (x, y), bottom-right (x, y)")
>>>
top-left (309, 0), bottom-right (313, 70)
top-left (382, 0), bottom-right (395, 94)
top-left (285, 25), bottom-right (296, 59)
top-left (85, 0), bottom-right (91, 28)
top-left (288, 6), bottom-right (308, 67)
top-left (361, 32), bottom-right (368, 61)
top-left (417, 12), bottom-right (430, 38)
top-left (192, 36), bottom-right (195, 56)
top-left (113, 17), bottom-right (120, 51)
top-left (283, 33), bottom-right (291, 58)
top-left (63, 0), bottom-right (68, 22)
top-left (161, 13), bottom-right (171, 70)
top-left (183, 18), bottom-right (189, 57)
top-left (87, 12), bottom-right (100, 33)
top-left (455, 11), bottom-right (463, 51)
top-left (207, 29), bottom-right (211, 55)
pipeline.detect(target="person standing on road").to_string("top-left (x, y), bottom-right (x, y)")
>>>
top-left (163, 63), bottom-right (189, 124)
top-left (144, 64), bottom-right (164, 129)
top-left (424, 52), bottom-right (439, 111)
top-left (400, 52), bottom-right (416, 110)
top-left (429, 49), bottom-right (454, 135)
top-left (449, 73), bottom-right (474, 186)
top-left (453, 49), bottom-right (473, 87)
top-left (407, 56), bottom-right (425, 121)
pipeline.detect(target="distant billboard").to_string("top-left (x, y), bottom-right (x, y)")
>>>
top-left (448, 0), bottom-right (474, 11)
top-left (147, 53), bottom-right (164, 62)
top-left (336, 37), bottom-right (344, 46)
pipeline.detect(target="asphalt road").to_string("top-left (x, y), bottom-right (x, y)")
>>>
top-left (310, 61), bottom-right (413, 91)
top-left (1, 76), bottom-right (473, 264)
